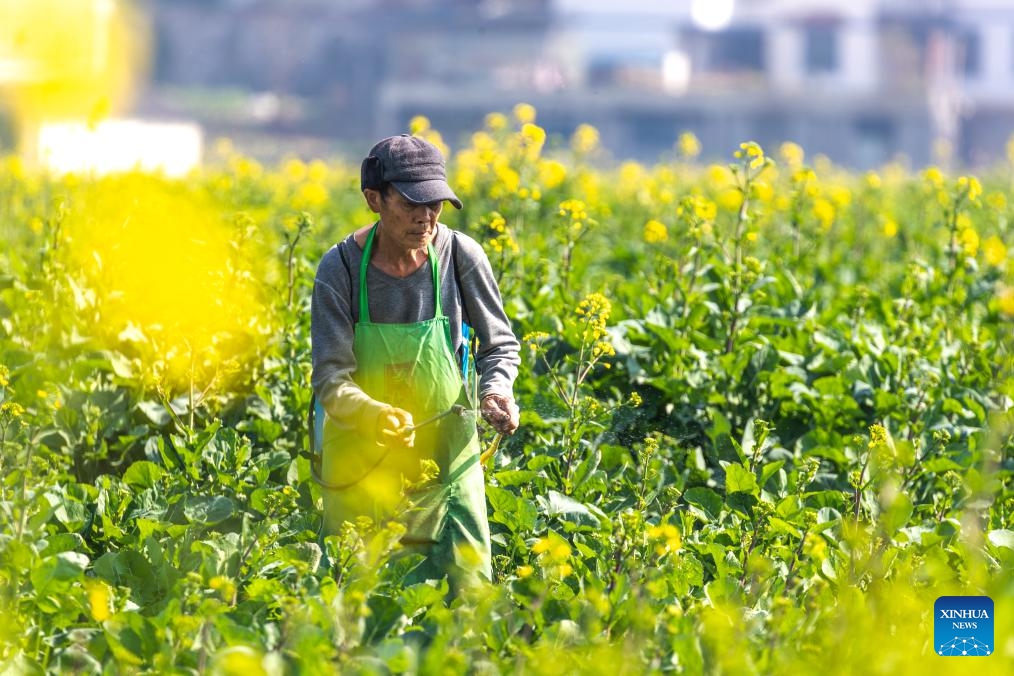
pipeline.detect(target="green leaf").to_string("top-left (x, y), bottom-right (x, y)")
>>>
top-left (923, 458), bottom-right (963, 473)
top-left (539, 490), bottom-right (603, 529)
top-left (487, 486), bottom-right (538, 532)
top-left (767, 517), bottom-right (802, 538)
top-left (987, 529), bottom-right (1014, 550)
top-left (30, 551), bottom-right (88, 594)
top-left (183, 496), bottom-right (235, 526)
top-left (492, 470), bottom-right (540, 487)
top-left (122, 461), bottom-right (165, 490)
top-left (362, 595), bottom-right (403, 644)
top-left (103, 612), bottom-right (157, 666)
top-left (527, 455), bottom-right (557, 472)
top-left (880, 492), bottom-right (913, 536)
top-left (136, 400), bottom-right (170, 427)
top-left (39, 533), bottom-right (87, 558)
top-left (399, 582), bottom-right (446, 617)
top-left (683, 487), bottom-right (723, 522)
top-left (758, 460), bottom-right (786, 490)
top-left (725, 464), bottom-right (759, 496)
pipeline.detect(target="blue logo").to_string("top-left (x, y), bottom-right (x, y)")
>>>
top-left (935, 596), bottom-right (993, 657)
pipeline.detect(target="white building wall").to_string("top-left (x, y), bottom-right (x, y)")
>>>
top-left (961, 18), bottom-right (1014, 104)
top-left (768, 25), bottom-right (806, 93)
top-left (840, 19), bottom-right (879, 93)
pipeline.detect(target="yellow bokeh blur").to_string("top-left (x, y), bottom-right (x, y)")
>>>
top-left (0, 0), bottom-right (146, 137)
top-left (63, 174), bottom-right (270, 387)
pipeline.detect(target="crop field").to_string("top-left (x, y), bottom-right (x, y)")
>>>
top-left (0, 108), bottom-right (1012, 674)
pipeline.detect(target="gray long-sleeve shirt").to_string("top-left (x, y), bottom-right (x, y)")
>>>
top-left (311, 222), bottom-right (520, 437)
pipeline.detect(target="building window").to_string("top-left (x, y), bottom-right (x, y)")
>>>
top-left (854, 116), bottom-right (894, 168)
top-left (956, 27), bottom-right (980, 77)
top-left (805, 24), bottom-right (838, 74)
top-left (709, 28), bottom-right (766, 72)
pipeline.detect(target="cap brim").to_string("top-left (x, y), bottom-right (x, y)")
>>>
top-left (392, 179), bottom-right (462, 209)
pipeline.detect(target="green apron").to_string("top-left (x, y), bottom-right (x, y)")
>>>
top-left (319, 224), bottom-right (492, 585)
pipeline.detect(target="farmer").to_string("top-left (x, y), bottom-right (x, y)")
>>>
top-left (310, 134), bottom-right (520, 588)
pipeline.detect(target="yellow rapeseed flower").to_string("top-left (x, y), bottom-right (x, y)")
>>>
top-left (232, 156), bottom-right (263, 179)
top-left (735, 141), bottom-right (766, 170)
top-left (523, 332), bottom-right (551, 356)
top-left (717, 188), bottom-right (743, 212)
top-left (0, 401), bottom-right (25, 418)
top-left (409, 115), bottom-right (431, 135)
top-left (829, 186), bottom-right (852, 209)
top-left (959, 226), bottom-right (979, 257)
top-left (618, 162), bottom-right (645, 195)
top-left (537, 159), bottom-right (567, 189)
top-left (0, 365), bottom-right (9, 388)
top-left (4, 156), bottom-right (26, 179)
top-left (212, 647), bottom-right (267, 676)
top-left (493, 162), bottom-right (520, 195)
top-left (678, 131), bottom-right (701, 159)
top-left (282, 158), bottom-right (307, 183)
top-left (85, 579), bottom-right (113, 622)
top-left (643, 219), bottom-right (668, 243)
top-left (813, 198), bottom-right (836, 230)
top-left (576, 292), bottom-right (612, 342)
top-left (307, 160), bottom-right (329, 183)
top-left (213, 137), bottom-right (235, 157)
top-left (532, 534), bottom-right (571, 561)
top-left (999, 287), bottom-right (1014, 316)
top-left (868, 423), bottom-right (888, 448)
top-left (485, 112), bottom-right (508, 131)
top-left (292, 182), bottom-right (328, 210)
top-left (922, 166), bottom-right (944, 189)
top-left (679, 194), bottom-right (716, 222)
top-left (517, 565), bottom-right (534, 579)
top-left (986, 191), bottom-right (1008, 211)
top-left (779, 141), bottom-right (804, 169)
top-left (865, 171), bottom-right (882, 190)
top-left (882, 217), bottom-right (899, 238)
top-left (792, 168), bottom-right (816, 187)
top-left (558, 199), bottom-right (588, 221)
top-left (802, 531), bottom-right (828, 562)
top-left (571, 124), bottom-right (600, 155)
top-left (983, 236), bottom-right (1007, 266)
top-left (694, 197), bottom-right (717, 222)
top-left (471, 131), bottom-right (497, 153)
top-left (957, 175), bottom-right (982, 203)
top-left (520, 123), bottom-right (546, 160)
top-left (707, 164), bottom-right (733, 187)
top-left (647, 523), bottom-right (682, 556)
top-left (513, 102), bottom-right (536, 124)
top-left (751, 180), bottom-right (774, 203)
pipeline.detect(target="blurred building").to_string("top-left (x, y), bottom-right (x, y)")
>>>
top-left (147, 0), bottom-right (1014, 167)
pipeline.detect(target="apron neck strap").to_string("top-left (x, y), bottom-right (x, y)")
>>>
top-left (359, 223), bottom-right (441, 323)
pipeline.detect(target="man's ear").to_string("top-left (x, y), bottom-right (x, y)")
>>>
top-left (363, 188), bottom-right (383, 214)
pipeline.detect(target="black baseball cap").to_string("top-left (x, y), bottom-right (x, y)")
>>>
top-left (361, 134), bottom-right (462, 209)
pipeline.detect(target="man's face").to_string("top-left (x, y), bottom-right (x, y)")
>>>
top-left (366, 187), bottom-right (443, 251)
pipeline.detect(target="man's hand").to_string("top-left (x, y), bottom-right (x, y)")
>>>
top-left (376, 407), bottom-right (415, 447)
top-left (480, 394), bottom-right (519, 435)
